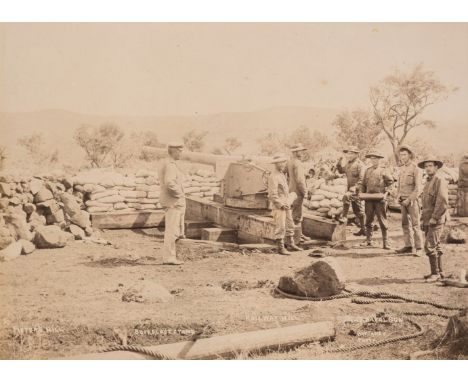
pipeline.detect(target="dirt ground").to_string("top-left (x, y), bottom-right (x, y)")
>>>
top-left (0, 213), bottom-right (467, 360)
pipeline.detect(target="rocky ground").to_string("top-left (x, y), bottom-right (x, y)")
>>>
top-left (0, 214), bottom-right (467, 360)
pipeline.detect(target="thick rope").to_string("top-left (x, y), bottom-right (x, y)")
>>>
top-left (98, 344), bottom-right (174, 360)
top-left (319, 317), bottom-right (424, 354)
top-left (274, 286), bottom-right (465, 355)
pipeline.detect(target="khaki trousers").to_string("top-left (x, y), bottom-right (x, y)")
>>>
top-left (401, 200), bottom-right (422, 249)
top-left (163, 204), bottom-right (186, 262)
top-left (272, 208), bottom-right (295, 240)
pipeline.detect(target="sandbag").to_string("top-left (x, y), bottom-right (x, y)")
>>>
top-left (113, 202), bottom-right (128, 210)
top-left (89, 189), bottom-right (118, 200)
top-left (87, 205), bottom-right (112, 213)
top-left (330, 198), bottom-right (342, 208)
top-left (184, 187), bottom-right (201, 194)
top-left (119, 190), bottom-right (146, 198)
top-left (95, 195), bottom-right (125, 204)
top-left (146, 191), bottom-right (160, 199)
top-left (317, 207), bottom-right (330, 213)
top-left (309, 194), bottom-right (325, 202)
top-left (319, 199), bottom-right (331, 208)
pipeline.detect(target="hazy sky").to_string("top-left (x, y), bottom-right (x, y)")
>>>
top-left (1, 23), bottom-right (467, 118)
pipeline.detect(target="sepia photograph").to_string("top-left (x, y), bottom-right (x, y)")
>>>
top-left (0, 17), bottom-right (467, 364)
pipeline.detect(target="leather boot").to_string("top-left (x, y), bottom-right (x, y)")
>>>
top-left (424, 256), bottom-right (440, 281)
top-left (276, 239), bottom-right (291, 256)
top-left (437, 255), bottom-right (444, 278)
top-left (382, 230), bottom-right (392, 250)
top-left (285, 236), bottom-right (301, 252)
top-left (337, 203), bottom-right (349, 224)
top-left (353, 216), bottom-right (366, 236)
top-left (365, 228), bottom-right (374, 247)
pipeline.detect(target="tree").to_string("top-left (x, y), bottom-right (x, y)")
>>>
top-left (333, 109), bottom-right (382, 151)
top-left (257, 132), bottom-right (284, 156)
top-left (212, 137), bottom-right (243, 155)
top-left (17, 132), bottom-right (59, 164)
top-left (257, 127), bottom-right (331, 156)
top-left (223, 137), bottom-right (242, 155)
top-left (286, 126), bottom-right (331, 154)
top-left (182, 129), bottom-right (208, 152)
top-left (74, 123), bottom-right (124, 167)
top-left (131, 131), bottom-right (165, 161)
top-left (370, 64), bottom-right (456, 163)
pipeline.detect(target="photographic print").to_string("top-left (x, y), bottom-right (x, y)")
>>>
top-left (0, 22), bottom-right (467, 361)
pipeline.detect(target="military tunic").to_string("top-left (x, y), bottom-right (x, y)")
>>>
top-left (336, 157), bottom-right (365, 218)
top-left (359, 165), bottom-right (394, 234)
top-left (268, 169), bottom-right (294, 240)
top-left (397, 162), bottom-right (423, 249)
top-left (287, 158), bottom-right (307, 224)
top-left (421, 172), bottom-right (449, 258)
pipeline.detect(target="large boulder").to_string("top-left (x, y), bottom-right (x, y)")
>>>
top-left (60, 193), bottom-right (90, 228)
top-left (34, 225), bottom-right (68, 248)
top-left (278, 260), bottom-right (346, 298)
top-left (3, 213), bottom-right (33, 241)
top-left (0, 241), bottom-right (22, 261)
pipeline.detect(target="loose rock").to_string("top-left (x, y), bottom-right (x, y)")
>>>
top-left (0, 241), bottom-right (22, 261)
top-left (121, 281), bottom-right (174, 303)
top-left (278, 260), bottom-right (346, 298)
top-left (19, 239), bottom-right (35, 255)
top-left (69, 224), bottom-right (85, 240)
top-left (34, 225), bottom-right (68, 248)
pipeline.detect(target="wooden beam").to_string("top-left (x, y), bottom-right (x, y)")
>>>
top-left (67, 321), bottom-right (335, 360)
top-left (90, 210), bottom-right (165, 229)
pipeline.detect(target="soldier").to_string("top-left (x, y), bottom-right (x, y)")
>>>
top-left (335, 146), bottom-right (366, 236)
top-left (268, 154), bottom-right (301, 255)
top-left (158, 142), bottom-right (186, 265)
top-left (287, 144), bottom-right (309, 242)
top-left (359, 150), bottom-right (394, 249)
top-left (395, 145), bottom-right (423, 256)
top-left (418, 158), bottom-right (449, 282)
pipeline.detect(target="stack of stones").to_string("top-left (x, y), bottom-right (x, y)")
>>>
top-left (0, 170), bottom-right (93, 261)
top-left (303, 177), bottom-right (347, 219)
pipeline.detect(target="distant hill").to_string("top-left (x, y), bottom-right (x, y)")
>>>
top-left (0, 107), bottom-right (466, 167)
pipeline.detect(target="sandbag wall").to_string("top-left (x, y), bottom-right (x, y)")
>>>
top-left (304, 177), bottom-right (347, 219)
top-left (0, 171), bottom-right (93, 261)
top-left (448, 184), bottom-right (458, 216)
top-left (73, 169), bottom-right (221, 215)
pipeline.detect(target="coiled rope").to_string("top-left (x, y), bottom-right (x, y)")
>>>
top-left (274, 286), bottom-right (465, 354)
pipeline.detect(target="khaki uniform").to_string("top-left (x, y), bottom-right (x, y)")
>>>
top-left (397, 162), bottom-right (423, 249)
top-left (158, 158), bottom-right (186, 262)
top-left (421, 172), bottom-right (449, 259)
top-left (359, 165), bottom-right (394, 235)
top-left (287, 158), bottom-right (307, 224)
top-left (336, 157), bottom-right (365, 218)
top-left (268, 169), bottom-right (294, 240)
